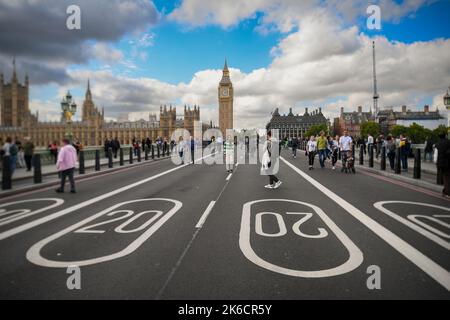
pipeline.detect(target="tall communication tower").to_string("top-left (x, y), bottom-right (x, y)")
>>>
top-left (372, 41), bottom-right (380, 121)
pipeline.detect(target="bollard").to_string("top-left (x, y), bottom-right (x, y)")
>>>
top-left (129, 147), bottom-right (133, 164)
top-left (120, 148), bottom-right (124, 166)
top-left (137, 147), bottom-right (142, 162)
top-left (437, 168), bottom-right (444, 185)
top-left (151, 144), bottom-right (155, 160)
top-left (352, 144), bottom-right (355, 160)
top-left (108, 148), bottom-right (113, 168)
top-left (2, 156), bottom-right (12, 190)
top-left (95, 150), bottom-right (101, 171)
top-left (145, 146), bottom-right (149, 161)
top-left (413, 149), bottom-right (421, 180)
top-left (167, 144), bottom-right (170, 157)
top-left (394, 148), bottom-right (401, 174)
top-left (79, 151), bottom-right (85, 175)
top-left (380, 146), bottom-right (386, 171)
top-left (369, 145), bottom-right (374, 168)
top-left (33, 154), bottom-right (42, 184)
top-left (359, 146), bottom-right (364, 165)
top-left (157, 145), bottom-right (160, 158)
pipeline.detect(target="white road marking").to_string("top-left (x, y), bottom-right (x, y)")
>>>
top-left (226, 173), bottom-right (232, 181)
top-left (0, 159), bottom-right (200, 241)
top-left (374, 201), bottom-right (450, 250)
top-left (195, 201), bottom-right (216, 229)
top-left (0, 199), bottom-right (64, 227)
top-left (282, 157), bottom-right (450, 291)
top-left (26, 199), bottom-right (182, 268)
top-left (240, 199), bottom-right (363, 278)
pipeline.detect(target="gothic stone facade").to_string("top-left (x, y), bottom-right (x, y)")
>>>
top-left (0, 70), bottom-right (200, 147)
top-left (267, 107), bottom-right (328, 139)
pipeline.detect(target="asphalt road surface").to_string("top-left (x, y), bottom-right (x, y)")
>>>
top-left (0, 149), bottom-right (449, 299)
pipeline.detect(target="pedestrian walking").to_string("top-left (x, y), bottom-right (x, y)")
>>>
top-left (434, 132), bottom-right (450, 198)
top-left (317, 131), bottom-right (328, 169)
top-left (262, 131), bottom-right (282, 189)
top-left (23, 137), bottom-right (35, 171)
top-left (55, 138), bottom-right (77, 194)
top-left (190, 136), bottom-right (196, 164)
top-left (306, 135), bottom-right (317, 170)
top-left (424, 137), bottom-right (434, 162)
top-left (49, 141), bottom-right (58, 164)
top-left (112, 138), bottom-right (121, 158)
top-left (386, 135), bottom-right (396, 170)
top-left (331, 135), bottom-right (339, 170)
top-left (177, 136), bottom-right (185, 165)
top-left (339, 130), bottom-right (353, 172)
top-left (3, 137), bottom-right (18, 176)
top-left (225, 135), bottom-right (235, 173)
top-left (291, 136), bottom-right (299, 159)
top-left (367, 134), bottom-right (374, 156)
top-left (399, 135), bottom-right (410, 171)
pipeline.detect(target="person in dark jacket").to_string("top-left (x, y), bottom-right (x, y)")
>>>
top-left (291, 136), bottom-right (299, 159)
top-left (112, 138), bottom-right (121, 158)
top-left (435, 132), bottom-right (450, 198)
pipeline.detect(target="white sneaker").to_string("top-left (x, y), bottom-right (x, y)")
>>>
top-left (332, 166), bottom-right (336, 170)
top-left (265, 184), bottom-right (274, 189)
top-left (273, 181), bottom-right (282, 189)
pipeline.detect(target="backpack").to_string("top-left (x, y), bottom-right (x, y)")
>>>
top-left (10, 144), bottom-right (18, 157)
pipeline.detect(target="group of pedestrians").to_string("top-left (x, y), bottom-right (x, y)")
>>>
top-left (176, 136), bottom-right (199, 165)
top-left (304, 130), bottom-right (353, 171)
top-left (104, 138), bottom-right (121, 158)
top-left (1, 136), bottom-right (36, 176)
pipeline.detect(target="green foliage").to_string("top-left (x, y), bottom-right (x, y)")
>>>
top-left (390, 125), bottom-right (408, 138)
top-left (305, 124), bottom-right (328, 138)
top-left (360, 121), bottom-right (381, 138)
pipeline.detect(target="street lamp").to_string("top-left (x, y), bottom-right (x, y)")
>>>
top-left (444, 87), bottom-right (450, 138)
top-left (61, 91), bottom-right (77, 142)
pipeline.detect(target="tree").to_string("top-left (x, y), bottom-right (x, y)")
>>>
top-left (305, 124), bottom-right (328, 138)
top-left (407, 123), bottom-right (429, 144)
top-left (360, 121), bottom-right (381, 139)
top-left (390, 125), bottom-right (408, 138)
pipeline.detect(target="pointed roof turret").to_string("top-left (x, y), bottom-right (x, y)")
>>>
top-left (220, 59), bottom-right (232, 85)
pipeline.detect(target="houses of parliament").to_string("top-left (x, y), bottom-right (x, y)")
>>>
top-left (0, 60), bottom-right (235, 147)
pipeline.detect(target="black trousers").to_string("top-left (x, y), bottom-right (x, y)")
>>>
top-left (308, 152), bottom-right (315, 166)
top-left (60, 168), bottom-right (76, 192)
top-left (269, 175), bottom-right (279, 185)
top-left (388, 153), bottom-right (395, 170)
top-left (24, 155), bottom-right (33, 171)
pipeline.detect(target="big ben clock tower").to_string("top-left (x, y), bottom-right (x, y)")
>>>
top-left (218, 60), bottom-right (233, 137)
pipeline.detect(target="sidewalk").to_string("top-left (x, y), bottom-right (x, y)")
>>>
top-left (0, 154), bottom-right (171, 198)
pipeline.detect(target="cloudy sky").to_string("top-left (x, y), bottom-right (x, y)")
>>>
top-left (0, 0), bottom-right (449, 128)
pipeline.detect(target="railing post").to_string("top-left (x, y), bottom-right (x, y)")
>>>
top-left (2, 156), bottom-right (12, 190)
top-left (380, 146), bottom-right (386, 171)
top-left (369, 145), bottom-right (374, 168)
top-left (395, 148), bottom-right (401, 174)
top-left (359, 146), bottom-right (364, 165)
top-left (119, 148), bottom-right (124, 166)
top-left (413, 149), bottom-right (421, 179)
top-left (108, 147), bottom-right (113, 168)
top-left (33, 154), bottom-right (42, 184)
top-left (157, 144), bottom-right (160, 158)
top-left (145, 146), bottom-right (149, 161)
top-left (137, 147), bottom-right (142, 162)
top-left (79, 151), bottom-right (85, 175)
top-left (95, 150), bottom-right (101, 171)
top-left (129, 147), bottom-right (133, 164)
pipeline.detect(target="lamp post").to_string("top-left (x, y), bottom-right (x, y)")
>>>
top-left (444, 87), bottom-right (450, 138)
top-left (61, 91), bottom-right (77, 142)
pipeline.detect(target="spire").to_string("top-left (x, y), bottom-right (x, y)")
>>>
top-left (12, 57), bottom-right (17, 82)
top-left (86, 79), bottom-right (92, 99)
top-left (220, 59), bottom-right (231, 85)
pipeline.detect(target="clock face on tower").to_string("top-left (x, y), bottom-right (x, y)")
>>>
top-left (221, 88), bottom-right (229, 97)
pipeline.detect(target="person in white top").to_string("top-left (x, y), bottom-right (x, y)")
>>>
top-left (339, 130), bottom-right (353, 172)
top-left (177, 136), bottom-right (185, 165)
top-left (306, 136), bottom-right (317, 170)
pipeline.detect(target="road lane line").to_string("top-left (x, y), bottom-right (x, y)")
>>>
top-left (281, 157), bottom-right (450, 291)
top-left (226, 173), bottom-right (232, 181)
top-left (0, 159), bottom-right (207, 241)
top-left (195, 201), bottom-right (216, 229)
